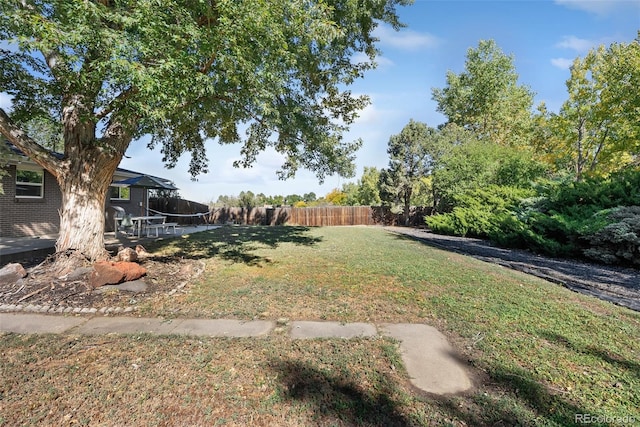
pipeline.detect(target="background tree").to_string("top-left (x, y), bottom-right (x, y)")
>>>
top-left (267, 195), bottom-right (285, 207)
top-left (339, 167), bottom-right (382, 206)
top-left (538, 40), bottom-right (640, 180)
top-left (255, 193), bottom-right (269, 206)
top-left (379, 119), bottom-right (433, 224)
top-left (238, 191), bottom-right (257, 209)
top-left (432, 39), bottom-right (535, 146)
top-left (303, 192), bottom-right (317, 203)
top-left (213, 194), bottom-right (240, 208)
top-left (431, 140), bottom-right (545, 212)
top-left (354, 166), bottom-right (382, 206)
top-left (325, 188), bottom-right (348, 206)
top-left (341, 182), bottom-right (360, 205)
top-left (0, 0), bottom-right (409, 264)
top-left (284, 194), bottom-right (304, 206)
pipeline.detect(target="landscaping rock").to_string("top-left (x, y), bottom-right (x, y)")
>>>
top-left (135, 245), bottom-right (150, 258)
top-left (0, 263), bottom-right (27, 284)
top-left (96, 279), bottom-right (148, 294)
top-left (89, 261), bottom-right (146, 288)
top-left (116, 247), bottom-right (138, 262)
top-left (90, 262), bottom-right (125, 288)
top-left (117, 262), bottom-right (146, 282)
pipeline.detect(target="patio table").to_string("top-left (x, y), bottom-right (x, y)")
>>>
top-left (130, 215), bottom-right (166, 238)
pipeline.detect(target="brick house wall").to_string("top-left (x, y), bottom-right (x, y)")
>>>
top-left (0, 165), bottom-right (62, 237)
top-left (1, 164), bottom-right (147, 237)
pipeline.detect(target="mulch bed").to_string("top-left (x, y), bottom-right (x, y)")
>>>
top-left (0, 252), bottom-right (204, 310)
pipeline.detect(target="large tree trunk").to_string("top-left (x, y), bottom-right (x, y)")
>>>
top-left (50, 96), bottom-right (127, 265)
top-left (55, 155), bottom-right (119, 262)
top-left (1, 103), bottom-right (131, 269)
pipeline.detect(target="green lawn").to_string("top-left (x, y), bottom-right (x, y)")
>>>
top-left (2, 225), bottom-right (638, 426)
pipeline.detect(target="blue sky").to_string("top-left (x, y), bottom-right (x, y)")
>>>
top-left (3, 0), bottom-right (639, 203)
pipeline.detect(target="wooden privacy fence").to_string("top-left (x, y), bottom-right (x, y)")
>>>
top-left (207, 206), bottom-right (431, 227)
top-left (284, 206), bottom-right (377, 226)
top-left (149, 198), bottom-right (210, 225)
top-left (150, 198), bottom-right (432, 227)
top-left (207, 206), bottom-right (376, 226)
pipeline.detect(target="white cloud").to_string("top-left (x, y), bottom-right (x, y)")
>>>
top-left (373, 24), bottom-right (440, 51)
top-left (373, 55), bottom-right (395, 68)
top-left (555, 0), bottom-right (640, 16)
top-left (353, 103), bottom-right (384, 125)
top-left (351, 51), bottom-right (394, 69)
top-left (555, 35), bottom-right (595, 53)
top-left (551, 57), bottom-right (575, 70)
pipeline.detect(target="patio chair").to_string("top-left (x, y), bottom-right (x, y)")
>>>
top-left (112, 206), bottom-right (136, 237)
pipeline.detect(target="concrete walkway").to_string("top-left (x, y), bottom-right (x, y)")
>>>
top-left (0, 313), bottom-right (472, 396)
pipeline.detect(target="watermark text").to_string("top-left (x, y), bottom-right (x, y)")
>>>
top-left (575, 413), bottom-right (637, 425)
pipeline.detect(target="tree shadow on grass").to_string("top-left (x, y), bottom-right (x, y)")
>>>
top-left (268, 358), bottom-right (415, 426)
top-left (146, 225), bottom-right (322, 266)
top-left (429, 363), bottom-right (609, 427)
top-left (268, 356), bottom-right (601, 426)
top-left (540, 330), bottom-right (640, 380)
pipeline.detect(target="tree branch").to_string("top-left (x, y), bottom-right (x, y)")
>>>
top-left (590, 125), bottom-right (610, 171)
top-left (0, 108), bottom-right (66, 177)
top-left (199, 53), bottom-right (217, 74)
top-left (95, 87), bottom-right (139, 120)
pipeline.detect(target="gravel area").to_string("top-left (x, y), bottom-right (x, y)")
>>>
top-left (386, 226), bottom-right (640, 312)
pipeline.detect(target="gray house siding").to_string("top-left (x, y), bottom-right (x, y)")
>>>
top-left (104, 189), bottom-right (146, 233)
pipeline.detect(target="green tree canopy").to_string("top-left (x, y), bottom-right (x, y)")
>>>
top-left (379, 119), bottom-right (433, 223)
top-left (535, 38), bottom-right (640, 180)
top-left (432, 140), bottom-right (547, 212)
top-left (432, 39), bottom-right (535, 146)
top-left (0, 0), bottom-right (410, 262)
top-left (341, 166), bottom-right (381, 205)
top-left (325, 188), bottom-right (347, 205)
top-left (355, 166), bottom-right (382, 206)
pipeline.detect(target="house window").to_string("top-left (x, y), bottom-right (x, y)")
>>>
top-left (15, 167), bottom-right (44, 198)
top-left (110, 186), bottom-right (130, 200)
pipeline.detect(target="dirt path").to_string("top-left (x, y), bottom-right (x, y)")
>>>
top-left (385, 226), bottom-right (640, 312)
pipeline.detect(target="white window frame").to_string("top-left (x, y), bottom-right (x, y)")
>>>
top-left (110, 185), bottom-right (131, 201)
top-left (15, 165), bottom-right (44, 199)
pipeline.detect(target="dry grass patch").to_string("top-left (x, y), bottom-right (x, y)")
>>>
top-left (1, 333), bottom-right (447, 426)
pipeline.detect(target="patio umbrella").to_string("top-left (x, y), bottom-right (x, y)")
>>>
top-left (111, 175), bottom-right (177, 190)
top-left (111, 175), bottom-right (178, 215)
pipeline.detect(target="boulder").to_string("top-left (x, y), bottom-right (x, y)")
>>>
top-left (116, 247), bottom-right (138, 262)
top-left (135, 245), bottom-right (150, 258)
top-left (116, 261), bottom-right (146, 282)
top-left (0, 263), bottom-right (27, 284)
top-left (89, 261), bottom-right (146, 288)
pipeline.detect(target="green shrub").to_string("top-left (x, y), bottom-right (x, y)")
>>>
top-left (426, 169), bottom-right (640, 265)
top-left (425, 185), bottom-right (534, 238)
top-left (583, 206), bottom-right (640, 265)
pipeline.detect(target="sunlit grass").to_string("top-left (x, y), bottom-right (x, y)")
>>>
top-left (2, 225), bottom-right (638, 426)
